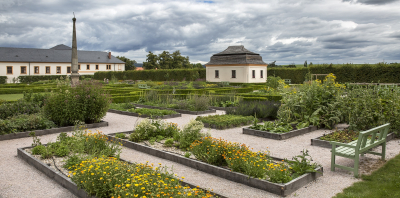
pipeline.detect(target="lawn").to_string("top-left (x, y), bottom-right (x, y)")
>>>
top-left (334, 153), bottom-right (400, 198)
top-left (0, 94), bottom-right (24, 101)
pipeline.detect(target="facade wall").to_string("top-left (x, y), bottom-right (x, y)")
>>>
top-left (1, 62), bottom-right (125, 83)
top-left (206, 65), bottom-right (267, 83)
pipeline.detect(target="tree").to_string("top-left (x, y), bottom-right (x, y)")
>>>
top-left (158, 51), bottom-right (172, 69)
top-left (143, 51), bottom-right (159, 69)
top-left (268, 61), bottom-right (276, 67)
top-left (116, 56), bottom-right (137, 70)
top-left (304, 60), bottom-right (307, 68)
top-left (192, 63), bottom-right (204, 69)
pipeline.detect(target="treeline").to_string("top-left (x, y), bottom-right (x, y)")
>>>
top-left (143, 51), bottom-right (203, 70)
top-left (268, 63), bottom-right (400, 84)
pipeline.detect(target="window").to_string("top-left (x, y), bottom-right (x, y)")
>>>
top-left (78, 64), bottom-right (80, 70)
top-left (96, 65), bottom-right (99, 70)
top-left (6, 66), bottom-right (13, 74)
top-left (21, 66), bottom-right (27, 74)
top-left (118, 65), bottom-right (121, 70)
top-left (45, 66), bottom-right (51, 74)
top-left (34, 66), bottom-right (39, 74)
top-left (260, 70), bottom-right (263, 78)
top-left (86, 64), bottom-right (90, 70)
top-left (252, 70), bottom-right (255, 78)
top-left (215, 70), bottom-right (219, 78)
top-left (232, 70), bottom-right (236, 78)
top-left (67, 67), bottom-right (71, 74)
top-left (56, 66), bottom-right (61, 74)
top-left (106, 65), bottom-right (111, 70)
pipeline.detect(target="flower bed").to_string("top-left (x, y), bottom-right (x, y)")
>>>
top-left (195, 114), bottom-right (254, 130)
top-left (108, 132), bottom-right (323, 196)
top-left (311, 129), bottom-right (397, 148)
top-left (134, 104), bottom-right (216, 115)
top-left (108, 108), bottom-right (181, 119)
top-left (243, 120), bottom-right (318, 140)
top-left (18, 129), bottom-right (220, 198)
top-left (0, 121), bottom-right (108, 141)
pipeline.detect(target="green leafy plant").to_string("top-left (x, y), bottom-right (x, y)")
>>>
top-left (164, 138), bottom-right (174, 147)
top-left (178, 119), bottom-right (206, 150)
top-left (184, 152), bottom-right (192, 158)
top-left (195, 114), bottom-right (254, 129)
top-left (286, 149), bottom-right (319, 178)
top-left (31, 145), bottom-right (46, 155)
top-left (55, 144), bottom-right (70, 157)
top-left (250, 120), bottom-right (293, 133)
top-left (115, 133), bottom-right (127, 139)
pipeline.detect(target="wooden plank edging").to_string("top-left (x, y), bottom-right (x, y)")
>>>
top-left (243, 126), bottom-right (318, 140)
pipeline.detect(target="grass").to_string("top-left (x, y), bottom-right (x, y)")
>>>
top-left (0, 93), bottom-right (24, 101)
top-left (334, 153), bottom-right (400, 198)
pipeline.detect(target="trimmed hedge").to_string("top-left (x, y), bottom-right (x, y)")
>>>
top-left (267, 63), bottom-right (400, 84)
top-left (242, 96), bottom-right (282, 101)
top-left (18, 75), bottom-right (93, 83)
top-left (0, 76), bottom-right (7, 84)
top-left (0, 87), bottom-right (55, 94)
top-left (94, 69), bottom-right (206, 81)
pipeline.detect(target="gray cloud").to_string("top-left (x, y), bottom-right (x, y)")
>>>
top-left (343, 0), bottom-right (399, 5)
top-left (0, 0), bottom-right (399, 64)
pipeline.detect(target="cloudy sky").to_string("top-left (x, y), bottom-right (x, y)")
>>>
top-left (1, 0), bottom-right (400, 65)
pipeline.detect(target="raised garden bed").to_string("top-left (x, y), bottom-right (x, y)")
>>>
top-left (311, 132), bottom-right (397, 149)
top-left (18, 145), bottom-right (226, 198)
top-left (107, 109), bottom-right (181, 119)
top-left (107, 131), bottom-right (323, 197)
top-left (243, 125), bottom-right (318, 140)
top-left (196, 114), bottom-right (254, 130)
top-left (0, 121), bottom-right (108, 141)
top-left (134, 103), bottom-right (216, 115)
top-left (209, 106), bottom-right (236, 111)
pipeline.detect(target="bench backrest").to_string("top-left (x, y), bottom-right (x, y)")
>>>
top-left (355, 123), bottom-right (390, 152)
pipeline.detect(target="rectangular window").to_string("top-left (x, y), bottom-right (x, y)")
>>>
top-left (106, 65), bottom-right (111, 70)
top-left (260, 70), bottom-right (264, 78)
top-left (118, 65), bottom-right (121, 70)
top-left (232, 70), bottom-right (236, 78)
top-left (78, 64), bottom-right (80, 70)
top-left (6, 66), bottom-right (13, 74)
top-left (34, 66), bottom-right (39, 74)
top-left (96, 65), bottom-right (99, 70)
top-left (21, 66), bottom-right (27, 74)
top-left (45, 66), bottom-right (51, 74)
top-left (56, 66), bottom-right (61, 74)
top-left (67, 67), bottom-right (71, 74)
top-left (252, 70), bottom-right (255, 78)
top-left (215, 70), bottom-right (219, 78)
top-left (86, 64), bottom-right (90, 70)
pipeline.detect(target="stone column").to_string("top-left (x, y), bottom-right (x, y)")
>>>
top-left (70, 16), bottom-right (80, 87)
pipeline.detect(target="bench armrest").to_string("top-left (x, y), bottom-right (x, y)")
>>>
top-left (330, 141), bottom-right (356, 148)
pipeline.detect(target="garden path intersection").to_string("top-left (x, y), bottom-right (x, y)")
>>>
top-left (1, 110), bottom-right (399, 198)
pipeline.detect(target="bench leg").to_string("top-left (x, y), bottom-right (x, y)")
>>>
top-left (354, 155), bottom-right (359, 177)
top-left (331, 150), bottom-right (336, 172)
top-left (382, 142), bottom-right (386, 160)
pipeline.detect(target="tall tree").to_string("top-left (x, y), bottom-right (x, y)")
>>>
top-left (158, 51), bottom-right (172, 69)
top-left (192, 63), bottom-right (204, 69)
top-left (116, 56), bottom-right (137, 70)
top-left (143, 51), bottom-right (159, 69)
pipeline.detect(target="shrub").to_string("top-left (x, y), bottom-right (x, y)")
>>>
top-left (196, 114), bottom-right (254, 129)
top-left (0, 99), bottom-right (41, 120)
top-left (190, 95), bottom-right (210, 111)
top-left (43, 80), bottom-right (111, 126)
top-left (266, 76), bottom-right (282, 89)
top-left (115, 133), bottom-right (127, 139)
top-left (132, 119), bottom-right (179, 141)
top-left (0, 113), bottom-right (56, 135)
top-left (32, 145), bottom-right (46, 155)
top-left (164, 138), bottom-right (174, 147)
top-left (55, 144), bottom-right (70, 157)
top-left (178, 119), bottom-right (205, 150)
top-left (226, 100), bottom-right (280, 119)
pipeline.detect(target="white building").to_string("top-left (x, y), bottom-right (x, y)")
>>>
top-left (0, 44), bottom-right (125, 83)
top-left (205, 46), bottom-right (267, 83)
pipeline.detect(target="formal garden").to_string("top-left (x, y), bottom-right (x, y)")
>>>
top-left (1, 65), bottom-right (400, 197)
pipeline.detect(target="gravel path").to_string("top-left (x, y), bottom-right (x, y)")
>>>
top-left (1, 110), bottom-right (399, 198)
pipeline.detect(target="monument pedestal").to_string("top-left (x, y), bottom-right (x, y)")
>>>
top-left (70, 73), bottom-right (80, 87)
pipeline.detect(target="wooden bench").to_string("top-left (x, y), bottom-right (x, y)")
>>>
top-left (284, 79), bottom-right (291, 84)
top-left (138, 84), bottom-right (150, 89)
top-left (330, 123), bottom-right (390, 177)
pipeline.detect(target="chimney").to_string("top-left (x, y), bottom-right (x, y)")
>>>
top-left (108, 52), bottom-right (111, 59)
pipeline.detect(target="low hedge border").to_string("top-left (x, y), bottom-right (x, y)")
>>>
top-left (310, 132), bottom-right (396, 149)
top-left (134, 104), bottom-right (217, 115)
top-left (0, 121), bottom-right (108, 141)
top-left (242, 126), bottom-right (318, 140)
top-left (107, 109), bottom-right (182, 119)
top-left (17, 146), bottom-right (226, 198)
top-left (107, 131), bottom-right (323, 197)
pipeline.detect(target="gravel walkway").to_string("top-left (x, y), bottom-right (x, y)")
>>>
top-left (1, 110), bottom-right (399, 198)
